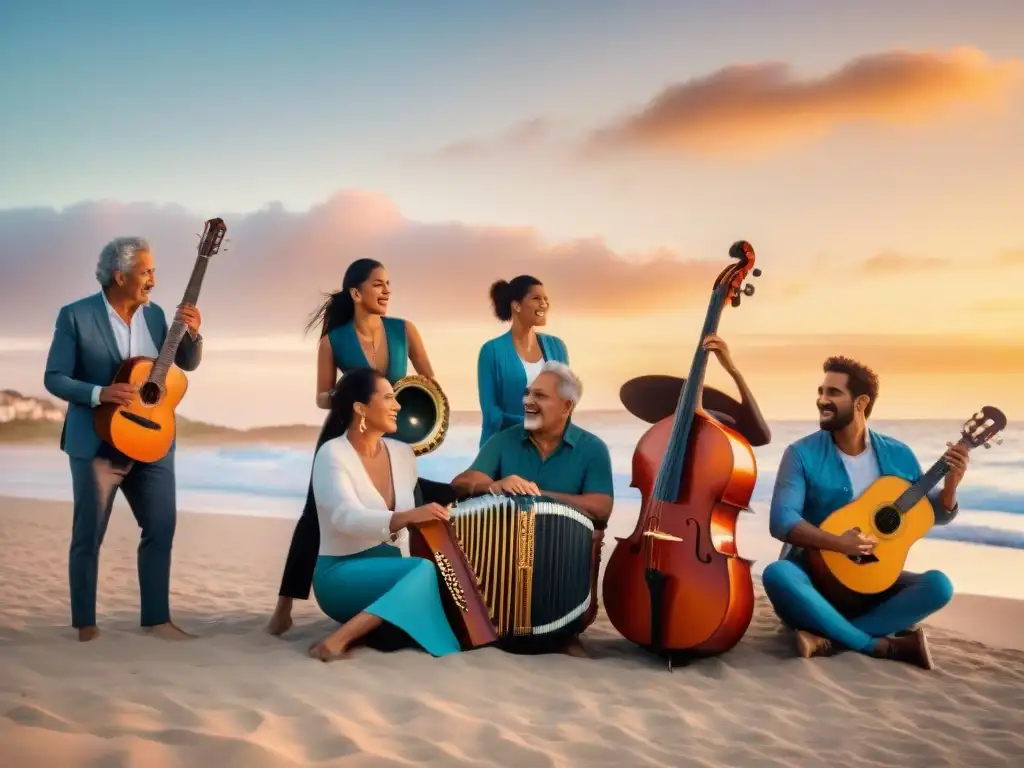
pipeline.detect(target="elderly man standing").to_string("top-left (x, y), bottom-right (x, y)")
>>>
top-left (451, 361), bottom-right (614, 654)
top-left (43, 237), bottom-right (204, 642)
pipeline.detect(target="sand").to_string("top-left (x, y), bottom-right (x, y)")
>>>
top-left (1, 495), bottom-right (1023, 767)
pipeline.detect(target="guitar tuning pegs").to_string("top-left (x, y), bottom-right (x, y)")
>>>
top-left (731, 295), bottom-right (741, 307)
top-left (994, 438), bottom-right (1003, 446)
top-left (752, 268), bottom-right (762, 277)
top-left (983, 443), bottom-right (991, 449)
top-left (743, 284), bottom-right (755, 296)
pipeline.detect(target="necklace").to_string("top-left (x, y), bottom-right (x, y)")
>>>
top-left (357, 327), bottom-right (384, 372)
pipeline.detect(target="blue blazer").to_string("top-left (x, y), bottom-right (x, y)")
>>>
top-left (476, 330), bottom-right (569, 446)
top-left (43, 292), bottom-right (204, 460)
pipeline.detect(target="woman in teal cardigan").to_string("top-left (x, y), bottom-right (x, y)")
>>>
top-left (477, 274), bottom-right (569, 446)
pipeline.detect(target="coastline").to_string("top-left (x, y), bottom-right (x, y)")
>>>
top-left (2, 495), bottom-right (1023, 767)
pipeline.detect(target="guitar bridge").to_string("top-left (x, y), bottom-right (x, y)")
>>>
top-left (119, 411), bottom-right (161, 431)
top-left (847, 553), bottom-right (879, 565)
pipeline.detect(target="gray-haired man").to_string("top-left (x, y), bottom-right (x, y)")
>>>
top-left (43, 237), bottom-right (203, 642)
top-left (451, 362), bottom-right (614, 655)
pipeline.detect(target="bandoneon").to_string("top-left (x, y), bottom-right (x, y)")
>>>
top-left (409, 493), bottom-right (596, 649)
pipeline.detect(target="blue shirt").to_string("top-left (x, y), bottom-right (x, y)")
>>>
top-left (469, 423), bottom-right (614, 498)
top-left (476, 330), bottom-right (570, 446)
top-left (769, 429), bottom-right (958, 561)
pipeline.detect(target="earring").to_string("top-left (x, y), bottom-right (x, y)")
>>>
top-left (359, 414), bottom-right (367, 433)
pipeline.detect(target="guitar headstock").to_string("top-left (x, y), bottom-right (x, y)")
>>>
top-left (197, 218), bottom-right (227, 259)
top-left (960, 405), bottom-right (1007, 450)
top-left (714, 240), bottom-right (762, 309)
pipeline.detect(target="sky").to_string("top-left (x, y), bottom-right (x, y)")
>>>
top-left (1, 0), bottom-right (1023, 427)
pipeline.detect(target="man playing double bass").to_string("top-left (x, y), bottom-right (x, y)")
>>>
top-left (451, 361), bottom-right (614, 655)
top-left (762, 356), bottom-right (969, 669)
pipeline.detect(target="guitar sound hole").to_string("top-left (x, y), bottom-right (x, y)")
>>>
top-left (138, 381), bottom-right (162, 406)
top-left (873, 505), bottom-right (901, 536)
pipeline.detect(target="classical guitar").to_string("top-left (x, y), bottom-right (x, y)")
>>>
top-left (805, 406), bottom-right (1007, 605)
top-left (93, 218), bottom-right (227, 463)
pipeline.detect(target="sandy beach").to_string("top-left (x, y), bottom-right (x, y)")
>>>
top-left (2, 495), bottom-right (1023, 768)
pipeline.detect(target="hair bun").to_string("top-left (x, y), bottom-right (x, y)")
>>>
top-left (488, 279), bottom-right (513, 321)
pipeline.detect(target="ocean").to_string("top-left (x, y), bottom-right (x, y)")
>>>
top-left (1, 414), bottom-right (1021, 558)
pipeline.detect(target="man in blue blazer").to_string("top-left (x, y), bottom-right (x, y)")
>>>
top-left (43, 237), bottom-right (204, 642)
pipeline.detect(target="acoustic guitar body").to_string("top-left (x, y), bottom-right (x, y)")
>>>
top-left (807, 475), bottom-right (935, 597)
top-left (93, 357), bottom-right (188, 464)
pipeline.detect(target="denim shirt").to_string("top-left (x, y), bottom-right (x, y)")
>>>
top-left (768, 429), bottom-right (958, 561)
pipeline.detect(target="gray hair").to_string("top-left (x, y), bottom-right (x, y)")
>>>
top-left (538, 361), bottom-right (583, 407)
top-left (95, 237), bottom-right (151, 287)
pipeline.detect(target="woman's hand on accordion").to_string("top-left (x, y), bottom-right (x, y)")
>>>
top-left (391, 503), bottom-right (450, 532)
top-left (490, 475), bottom-right (541, 496)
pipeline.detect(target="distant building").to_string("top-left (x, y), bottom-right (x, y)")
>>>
top-left (0, 389), bottom-right (65, 423)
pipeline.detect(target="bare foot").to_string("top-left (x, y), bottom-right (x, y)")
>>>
top-left (142, 621), bottom-right (196, 640)
top-left (309, 633), bottom-right (348, 662)
top-left (267, 601), bottom-right (294, 636)
top-left (78, 626), bottom-right (100, 642)
top-left (563, 636), bottom-right (591, 658)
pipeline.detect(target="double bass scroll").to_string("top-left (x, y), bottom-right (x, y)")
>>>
top-left (601, 240), bottom-right (762, 669)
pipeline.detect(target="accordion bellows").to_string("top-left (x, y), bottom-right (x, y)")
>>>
top-left (410, 493), bottom-right (596, 648)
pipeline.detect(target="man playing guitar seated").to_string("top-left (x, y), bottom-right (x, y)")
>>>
top-left (451, 361), bottom-right (614, 654)
top-left (762, 356), bottom-right (969, 669)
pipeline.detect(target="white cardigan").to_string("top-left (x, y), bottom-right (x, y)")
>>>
top-left (311, 435), bottom-right (420, 557)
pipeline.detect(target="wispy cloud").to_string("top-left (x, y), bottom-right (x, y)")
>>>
top-left (430, 118), bottom-right (553, 160)
top-left (856, 251), bottom-right (953, 275)
top-left (854, 249), bottom-right (1024, 276)
top-left (736, 333), bottom-right (1024, 375)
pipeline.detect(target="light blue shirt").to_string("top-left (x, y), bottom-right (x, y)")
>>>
top-left (768, 429), bottom-right (958, 561)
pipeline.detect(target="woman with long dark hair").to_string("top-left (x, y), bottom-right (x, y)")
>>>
top-left (268, 258), bottom-right (436, 636)
top-left (476, 275), bottom-right (569, 446)
top-left (307, 367), bottom-right (460, 661)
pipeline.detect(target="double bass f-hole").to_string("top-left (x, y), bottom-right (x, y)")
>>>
top-left (685, 518), bottom-right (713, 564)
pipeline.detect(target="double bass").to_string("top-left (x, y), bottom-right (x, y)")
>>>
top-left (602, 241), bottom-right (761, 669)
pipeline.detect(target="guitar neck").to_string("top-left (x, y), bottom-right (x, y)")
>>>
top-left (150, 256), bottom-right (210, 383)
top-left (893, 442), bottom-right (959, 513)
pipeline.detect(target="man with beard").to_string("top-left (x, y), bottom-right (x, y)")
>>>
top-left (450, 361), bottom-right (613, 655)
top-left (762, 356), bottom-right (969, 669)
top-left (43, 237), bottom-right (204, 642)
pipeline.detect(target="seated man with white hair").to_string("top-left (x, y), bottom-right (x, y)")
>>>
top-left (451, 361), bottom-right (614, 655)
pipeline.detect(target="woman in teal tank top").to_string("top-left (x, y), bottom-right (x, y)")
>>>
top-left (268, 258), bottom-right (439, 636)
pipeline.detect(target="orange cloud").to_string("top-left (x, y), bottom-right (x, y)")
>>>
top-left (0, 191), bottom-right (727, 338)
top-left (583, 47), bottom-right (1024, 157)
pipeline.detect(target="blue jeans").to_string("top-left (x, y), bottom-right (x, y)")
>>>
top-left (761, 558), bottom-right (954, 653)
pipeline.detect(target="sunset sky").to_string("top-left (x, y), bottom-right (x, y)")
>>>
top-left (1, 1), bottom-right (1022, 427)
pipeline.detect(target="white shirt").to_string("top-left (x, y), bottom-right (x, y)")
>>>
top-left (838, 436), bottom-right (881, 499)
top-left (311, 435), bottom-right (420, 557)
top-left (90, 293), bottom-right (161, 406)
top-left (521, 356), bottom-right (544, 386)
